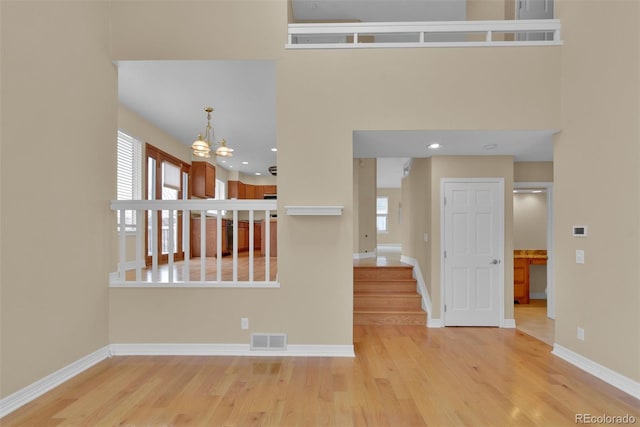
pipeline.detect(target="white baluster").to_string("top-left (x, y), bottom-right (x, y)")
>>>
top-left (265, 210), bottom-right (270, 282)
top-left (200, 209), bottom-right (206, 282)
top-left (249, 210), bottom-right (254, 282)
top-left (136, 209), bottom-right (143, 282)
top-left (118, 209), bottom-right (126, 281)
top-left (216, 210), bottom-right (222, 282)
top-left (167, 209), bottom-right (174, 283)
top-left (233, 209), bottom-right (238, 282)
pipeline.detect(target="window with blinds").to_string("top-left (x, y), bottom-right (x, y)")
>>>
top-left (117, 131), bottom-right (142, 232)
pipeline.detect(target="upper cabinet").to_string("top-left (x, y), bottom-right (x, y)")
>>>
top-left (228, 180), bottom-right (276, 199)
top-left (191, 161), bottom-right (216, 198)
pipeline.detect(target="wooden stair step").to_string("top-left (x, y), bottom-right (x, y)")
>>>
top-left (353, 266), bottom-right (414, 281)
top-left (354, 294), bottom-right (423, 311)
top-left (353, 311), bottom-right (426, 325)
top-left (354, 279), bottom-right (417, 294)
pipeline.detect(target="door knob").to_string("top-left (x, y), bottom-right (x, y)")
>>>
top-left (490, 259), bottom-right (500, 264)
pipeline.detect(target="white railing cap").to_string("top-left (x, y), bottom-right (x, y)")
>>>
top-left (111, 199), bottom-right (277, 211)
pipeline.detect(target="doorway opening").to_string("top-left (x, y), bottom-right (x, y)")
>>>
top-left (513, 181), bottom-right (554, 345)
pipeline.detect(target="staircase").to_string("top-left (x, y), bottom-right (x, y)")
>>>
top-left (353, 265), bottom-right (427, 325)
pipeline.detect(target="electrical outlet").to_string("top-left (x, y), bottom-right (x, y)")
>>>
top-left (241, 318), bottom-right (249, 330)
top-left (577, 327), bottom-right (585, 341)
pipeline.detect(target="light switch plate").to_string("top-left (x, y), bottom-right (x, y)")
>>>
top-left (576, 250), bottom-right (585, 264)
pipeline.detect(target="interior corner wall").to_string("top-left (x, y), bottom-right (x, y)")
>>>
top-left (1, 1), bottom-right (114, 398)
top-left (429, 156), bottom-right (514, 321)
top-left (356, 159), bottom-right (377, 255)
top-left (555, 0), bottom-right (640, 382)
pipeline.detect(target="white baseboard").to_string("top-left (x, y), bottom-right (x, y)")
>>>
top-left (552, 344), bottom-right (640, 400)
top-left (530, 293), bottom-right (547, 299)
top-left (110, 343), bottom-right (355, 358)
top-left (502, 318), bottom-right (517, 328)
top-left (377, 244), bottom-right (401, 252)
top-left (400, 255), bottom-right (435, 328)
top-left (0, 346), bottom-right (110, 418)
top-left (427, 318), bottom-right (443, 328)
top-left (352, 251), bottom-right (376, 260)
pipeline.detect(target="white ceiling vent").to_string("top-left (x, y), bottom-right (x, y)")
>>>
top-left (250, 333), bottom-right (287, 351)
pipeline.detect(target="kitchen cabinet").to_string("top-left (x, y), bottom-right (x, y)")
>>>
top-left (254, 221), bottom-right (262, 250)
top-left (254, 185), bottom-right (264, 200)
top-left (191, 161), bottom-right (215, 198)
top-left (227, 180), bottom-right (238, 199)
top-left (237, 221), bottom-right (250, 252)
top-left (514, 250), bottom-right (547, 304)
top-left (227, 180), bottom-right (276, 200)
top-left (191, 216), bottom-right (229, 257)
top-left (260, 219), bottom-right (277, 257)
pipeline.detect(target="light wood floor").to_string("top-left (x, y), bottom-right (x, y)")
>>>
top-left (515, 299), bottom-right (555, 346)
top-left (3, 326), bottom-right (638, 426)
top-left (125, 251), bottom-right (278, 282)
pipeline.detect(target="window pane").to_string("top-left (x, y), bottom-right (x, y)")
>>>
top-left (376, 196), bottom-right (388, 214)
top-left (377, 215), bottom-right (387, 232)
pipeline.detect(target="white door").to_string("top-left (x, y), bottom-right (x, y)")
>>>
top-left (443, 180), bottom-right (503, 326)
top-left (516, 0), bottom-right (554, 41)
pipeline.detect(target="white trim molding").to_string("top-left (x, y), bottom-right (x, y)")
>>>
top-left (502, 319), bottom-right (517, 328)
top-left (110, 343), bottom-right (355, 358)
top-left (552, 344), bottom-right (640, 400)
top-left (400, 255), bottom-right (440, 328)
top-left (0, 346), bottom-right (111, 418)
top-left (353, 251), bottom-right (376, 260)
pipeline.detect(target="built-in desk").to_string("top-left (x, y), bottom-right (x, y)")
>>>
top-left (514, 250), bottom-right (547, 304)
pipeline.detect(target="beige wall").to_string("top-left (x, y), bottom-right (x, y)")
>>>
top-left (400, 158), bottom-right (431, 295)
top-left (1, 2), bottom-right (115, 397)
top-left (429, 156), bottom-right (515, 320)
top-left (377, 188), bottom-right (402, 245)
top-left (118, 104), bottom-right (191, 166)
top-left (109, 2), bottom-right (559, 346)
top-left (355, 159), bottom-right (377, 255)
top-left (514, 161), bottom-right (553, 182)
top-left (513, 193), bottom-right (547, 249)
top-left (555, 0), bottom-right (640, 382)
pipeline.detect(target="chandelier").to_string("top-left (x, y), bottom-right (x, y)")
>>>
top-left (191, 107), bottom-right (234, 158)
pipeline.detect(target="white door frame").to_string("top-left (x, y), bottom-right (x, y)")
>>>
top-left (513, 181), bottom-right (555, 319)
top-left (440, 178), bottom-right (506, 327)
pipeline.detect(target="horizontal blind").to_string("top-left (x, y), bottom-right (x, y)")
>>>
top-left (117, 131), bottom-right (142, 231)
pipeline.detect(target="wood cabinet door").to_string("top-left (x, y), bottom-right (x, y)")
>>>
top-left (263, 185), bottom-right (277, 195)
top-left (245, 184), bottom-right (256, 199)
top-left (227, 181), bottom-right (239, 199)
top-left (514, 258), bottom-right (529, 304)
top-left (191, 161), bottom-right (215, 198)
top-left (254, 186), bottom-right (265, 200)
top-left (238, 182), bottom-right (246, 199)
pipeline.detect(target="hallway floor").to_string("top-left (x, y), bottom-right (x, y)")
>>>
top-left (514, 299), bottom-right (554, 346)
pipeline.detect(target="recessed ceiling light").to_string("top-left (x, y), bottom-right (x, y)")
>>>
top-left (271, 148), bottom-right (277, 152)
top-left (483, 144), bottom-right (498, 150)
top-left (255, 172), bottom-right (261, 176)
top-left (241, 161), bottom-right (249, 165)
top-left (427, 143), bottom-right (441, 149)
top-left (220, 160), bottom-right (226, 163)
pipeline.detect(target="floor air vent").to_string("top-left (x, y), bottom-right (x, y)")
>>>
top-left (250, 333), bottom-right (287, 351)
